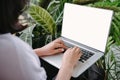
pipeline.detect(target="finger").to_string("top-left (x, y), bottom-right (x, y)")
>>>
top-left (53, 48), bottom-right (65, 54)
top-left (54, 38), bottom-right (68, 49)
top-left (76, 47), bottom-right (81, 54)
top-left (54, 38), bottom-right (62, 43)
top-left (78, 50), bottom-right (83, 58)
top-left (55, 43), bottom-right (67, 49)
top-left (64, 47), bottom-right (72, 52)
top-left (78, 50), bottom-right (82, 55)
top-left (72, 46), bottom-right (79, 52)
top-left (72, 47), bottom-right (82, 58)
top-left (65, 47), bottom-right (72, 52)
top-left (59, 41), bottom-right (68, 49)
top-left (78, 48), bottom-right (82, 54)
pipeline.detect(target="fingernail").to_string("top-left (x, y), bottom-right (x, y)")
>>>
top-left (61, 48), bottom-right (64, 51)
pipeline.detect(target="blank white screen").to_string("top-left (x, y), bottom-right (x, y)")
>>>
top-left (62, 3), bottom-right (113, 52)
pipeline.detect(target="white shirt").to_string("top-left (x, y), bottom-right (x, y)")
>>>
top-left (0, 33), bottom-right (47, 80)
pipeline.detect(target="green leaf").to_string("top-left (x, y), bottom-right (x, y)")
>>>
top-left (110, 45), bottom-right (120, 79)
top-left (19, 24), bottom-right (36, 46)
top-left (29, 5), bottom-right (57, 37)
top-left (90, 1), bottom-right (120, 12)
top-left (47, 0), bottom-right (72, 24)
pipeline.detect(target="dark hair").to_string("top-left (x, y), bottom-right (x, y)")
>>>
top-left (0, 0), bottom-right (29, 34)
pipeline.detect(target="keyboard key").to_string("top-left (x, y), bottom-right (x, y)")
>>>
top-left (79, 49), bottom-right (94, 63)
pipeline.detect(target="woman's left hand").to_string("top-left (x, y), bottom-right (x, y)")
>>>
top-left (34, 38), bottom-right (67, 56)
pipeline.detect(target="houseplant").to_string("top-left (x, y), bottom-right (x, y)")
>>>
top-left (19, 0), bottom-right (120, 79)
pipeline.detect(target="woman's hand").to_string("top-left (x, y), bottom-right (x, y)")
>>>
top-left (56, 47), bottom-right (82, 80)
top-left (62, 47), bottom-right (82, 69)
top-left (34, 38), bottom-right (67, 56)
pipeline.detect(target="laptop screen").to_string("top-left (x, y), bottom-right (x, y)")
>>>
top-left (61, 3), bottom-right (113, 52)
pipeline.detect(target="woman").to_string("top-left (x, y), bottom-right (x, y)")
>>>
top-left (0, 0), bottom-right (82, 80)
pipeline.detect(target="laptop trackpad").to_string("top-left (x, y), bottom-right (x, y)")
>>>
top-left (41, 53), bottom-right (63, 68)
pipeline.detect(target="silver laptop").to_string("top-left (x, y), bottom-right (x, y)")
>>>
top-left (42, 3), bottom-right (113, 77)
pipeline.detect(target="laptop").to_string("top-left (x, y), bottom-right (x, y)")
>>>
top-left (42, 3), bottom-right (113, 77)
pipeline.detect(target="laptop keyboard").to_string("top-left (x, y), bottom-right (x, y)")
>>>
top-left (79, 48), bottom-right (94, 63)
top-left (64, 42), bottom-right (94, 63)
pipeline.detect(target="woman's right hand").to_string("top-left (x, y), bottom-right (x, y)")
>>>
top-left (56, 47), bottom-right (82, 80)
top-left (62, 46), bottom-right (82, 69)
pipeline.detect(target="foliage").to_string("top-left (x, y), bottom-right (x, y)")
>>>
top-left (111, 12), bottom-right (120, 45)
top-left (47, 0), bottom-right (72, 24)
top-left (19, 24), bottom-right (36, 46)
top-left (19, 0), bottom-right (120, 80)
top-left (28, 4), bottom-right (57, 47)
top-left (39, 0), bottom-right (52, 9)
top-left (105, 44), bottom-right (120, 80)
top-left (32, 24), bottom-right (53, 48)
top-left (30, 0), bottom-right (39, 5)
top-left (29, 5), bottom-right (57, 36)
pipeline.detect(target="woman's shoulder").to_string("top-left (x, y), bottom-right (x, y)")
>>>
top-left (0, 33), bottom-right (41, 69)
top-left (0, 33), bottom-right (47, 80)
top-left (0, 33), bottom-right (30, 50)
top-left (0, 33), bottom-right (35, 57)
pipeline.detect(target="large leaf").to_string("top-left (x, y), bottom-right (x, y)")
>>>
top-left (111, 12), bottom-right (120, 45)
top-left (19, 24), bottom-right (36, 46)
top-left (112, 45), bottom-right (120, 79)
top-left (47, 0), bottom-right (72, 24)
top-left (105, 44), bottom-right (120, 80)
top-left (29, 5), bottom-right (57, 37)
top-left (90, 0), bottom-right (120, 11)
